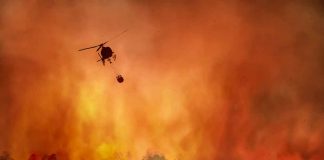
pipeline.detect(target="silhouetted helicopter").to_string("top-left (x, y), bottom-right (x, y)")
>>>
top-left (78, 29), bottom-right (127, 65)
top-left (78, 41), bottom-right (116, 65)
top-left (78, 30), bottom-right (127, 83)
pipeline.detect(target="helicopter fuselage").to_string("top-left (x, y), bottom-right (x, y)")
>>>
top-left (98, 46), bottom-right (114, 65)
top-left (101, 47), bottom-right (113, 59)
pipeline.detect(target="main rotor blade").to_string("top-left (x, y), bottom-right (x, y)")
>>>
top-left (78, 45), bottom-right (100, 51)
top-left (106, 29), bottom-right (128, 43)
top-left (78, 29), bottom-right (127, 51)
top-left (96, 45), bottom-right (102, 52)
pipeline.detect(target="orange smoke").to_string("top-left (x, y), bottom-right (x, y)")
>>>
top-left (0, 0), bottom-right (324, 159)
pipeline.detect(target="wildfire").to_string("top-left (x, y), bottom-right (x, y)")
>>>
top-left (0, 0), bottom-right (323, 160)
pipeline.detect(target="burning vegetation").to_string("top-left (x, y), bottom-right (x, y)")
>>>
top-left (0, 0), bottom-right (324, 160)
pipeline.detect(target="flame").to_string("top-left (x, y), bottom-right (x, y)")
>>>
top-left (1, 0), bottom-right (324, 159)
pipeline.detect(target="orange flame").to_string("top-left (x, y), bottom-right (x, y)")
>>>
top-left (0, 0), bottom-right (323, 160)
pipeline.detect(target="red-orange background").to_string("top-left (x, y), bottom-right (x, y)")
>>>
top-left (0, 0), bottom-right (323, 159)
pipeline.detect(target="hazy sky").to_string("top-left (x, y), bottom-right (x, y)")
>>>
top-left (0, 0), bottom-right (324, 159)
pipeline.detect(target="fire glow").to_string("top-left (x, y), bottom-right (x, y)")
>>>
top-left (0, 0), bottom-right (323, 159)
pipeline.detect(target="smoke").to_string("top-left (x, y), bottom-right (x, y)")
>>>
top-left (1, 0), bottom-right (324, 159)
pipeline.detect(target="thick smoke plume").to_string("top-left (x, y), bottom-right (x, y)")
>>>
top-left (1, 0), bottom-right (324, 159)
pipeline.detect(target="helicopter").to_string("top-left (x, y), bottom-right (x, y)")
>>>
top-left (78, 30), bottom-right (127, 83)
top-left (78, 41), bottom-right (116, 66)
